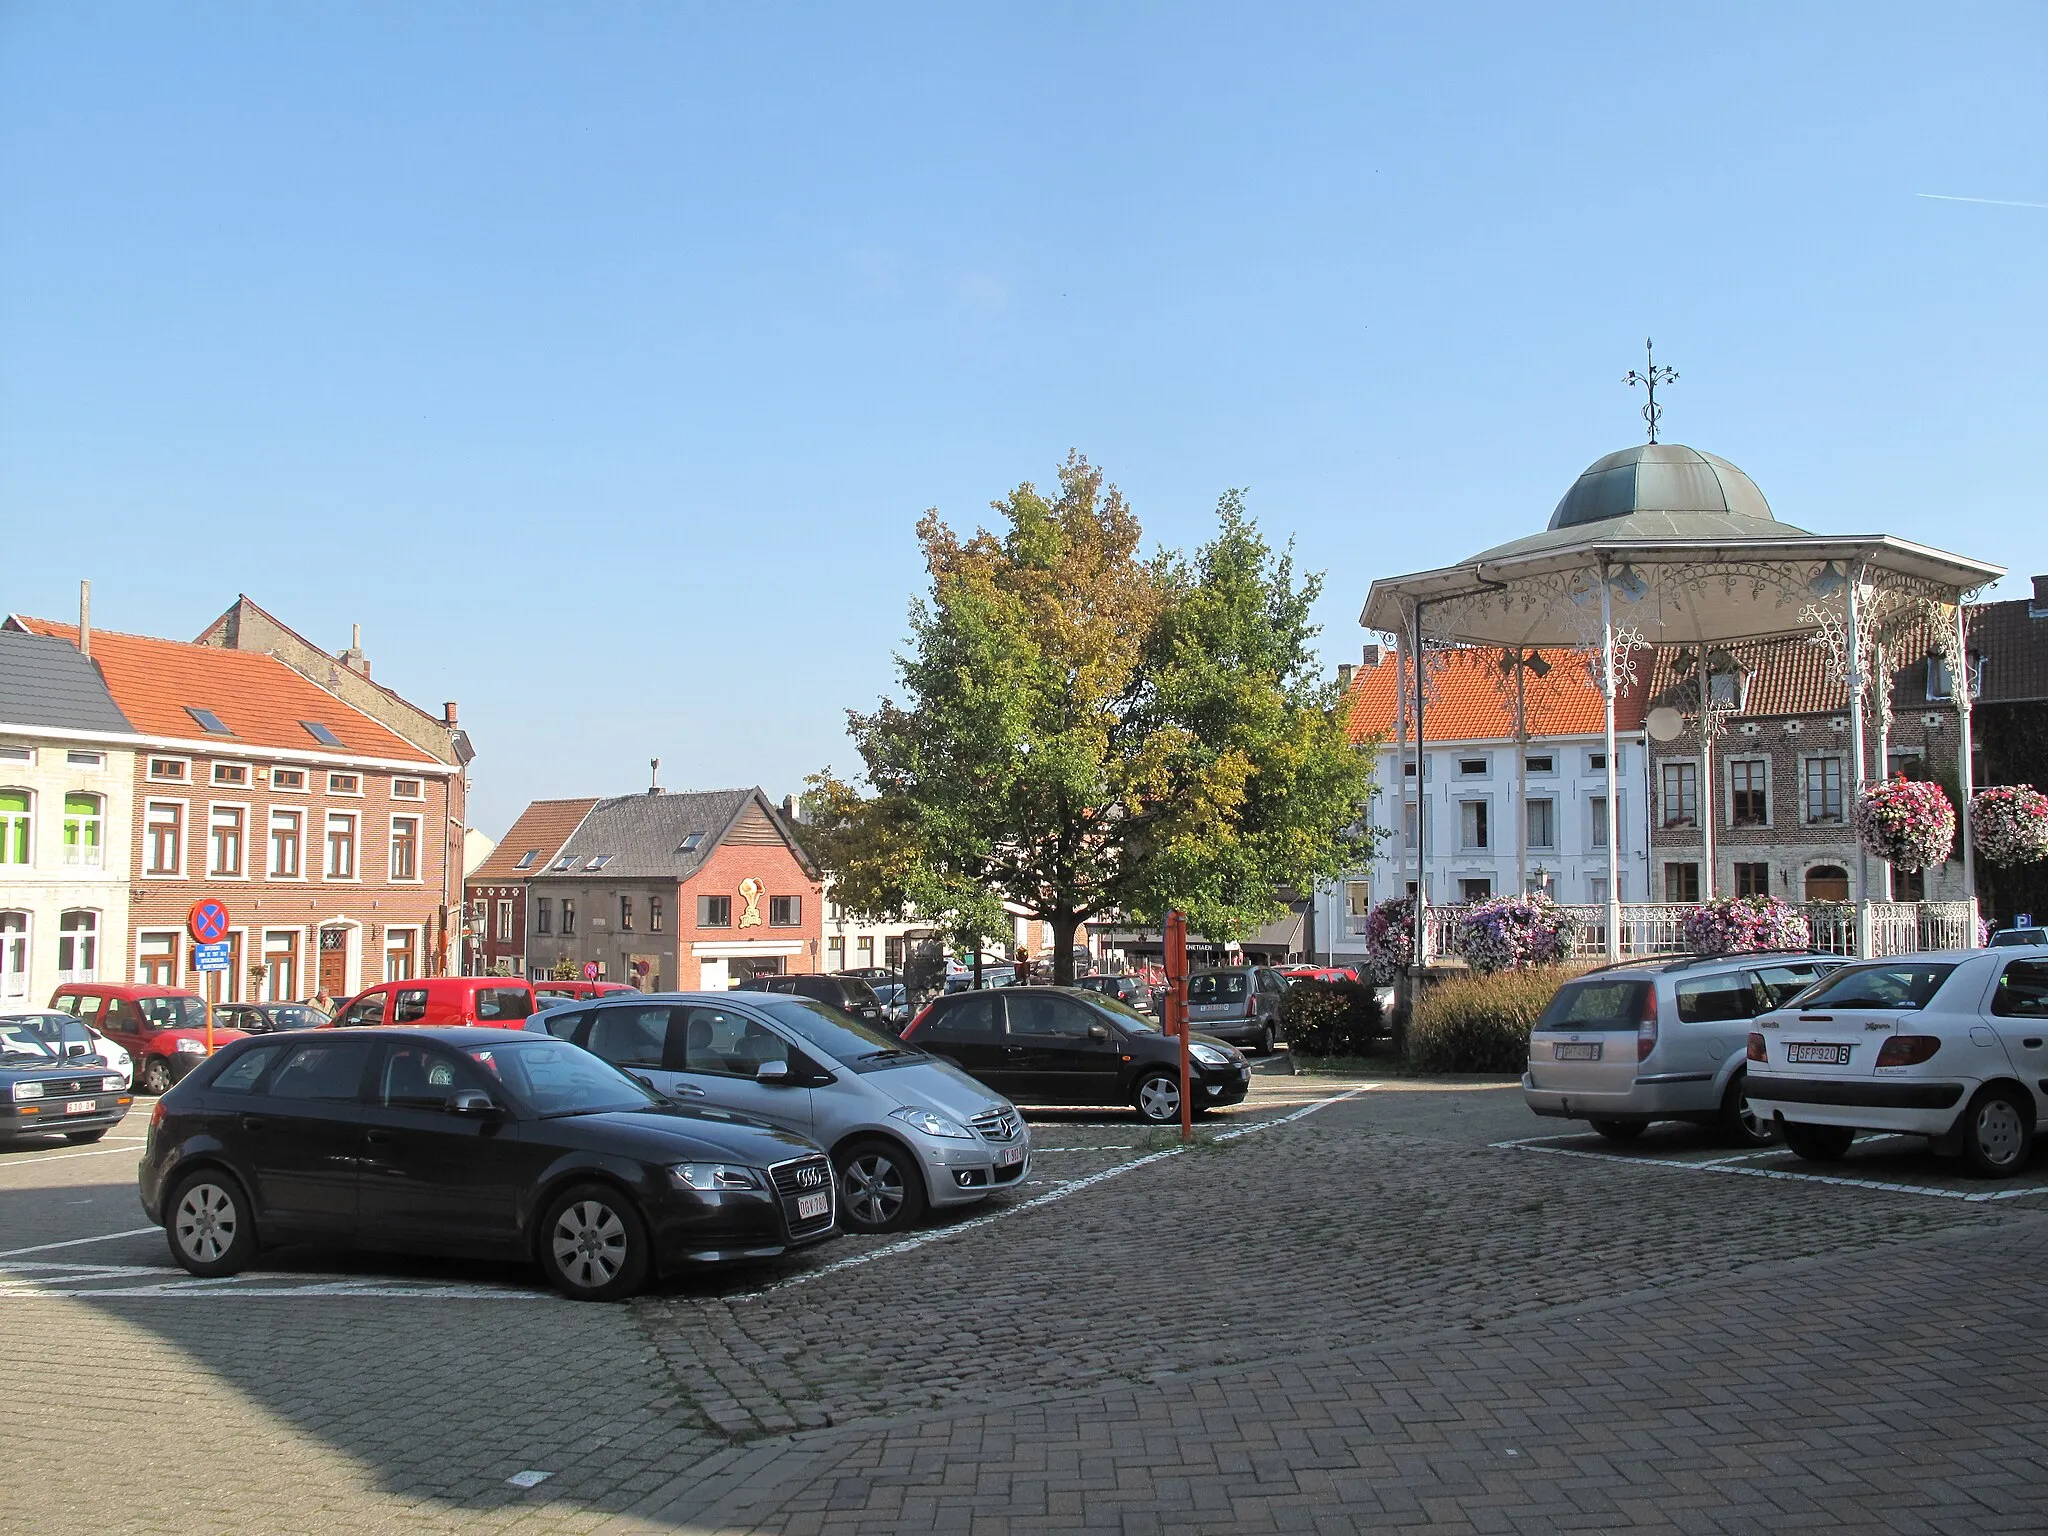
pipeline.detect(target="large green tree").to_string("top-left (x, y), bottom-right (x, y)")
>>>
top-left (808, 454), bottom-right (1375, 985)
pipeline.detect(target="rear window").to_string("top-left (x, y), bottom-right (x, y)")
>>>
top-left (1799, 962), bottom-right (1956, 1011)
top-left (1536, 979), bottom-right (1650, 1032)
top-left (833, 978), bottom-right (881, 1009)
top-left (1674, 973), bottom-right (1759, 1024)
top-left (1187, 973), bottom-right (1248, 1003)
top-left (474, 987), bottom-right (533, 1021)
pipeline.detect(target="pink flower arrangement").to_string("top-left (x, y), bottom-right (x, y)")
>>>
top-left (1682, 896), bottom-right (1812, 957)
top-left (1362, 896), bottom-right (1415, 980)
top-left (1852, 775), bottom-right (1955, 872)
top-left (1452, 893), bottom-right (1581, 972)
top-left (1969, 785), bottom-right (2048, 867)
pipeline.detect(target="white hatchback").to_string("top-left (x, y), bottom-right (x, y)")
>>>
top-left (1744, 949), bottom-right (2048, 1176)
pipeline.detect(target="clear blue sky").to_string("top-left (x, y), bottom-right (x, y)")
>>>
top-left (3, 3), bottom-right (2042, 836)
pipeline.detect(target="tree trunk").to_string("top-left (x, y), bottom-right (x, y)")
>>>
top-left (1050, 912), bottom-right (1082, 985)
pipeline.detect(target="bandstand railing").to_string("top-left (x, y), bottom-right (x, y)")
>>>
top-left (1420, 899), bottom-right (1977, 964)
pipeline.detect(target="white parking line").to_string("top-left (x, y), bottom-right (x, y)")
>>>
top-left (1494, 1137), bottom-right (2048, 1203)
top-left (0, 1227), bottom-right (159, 1259)
top-left (0, 1140), bottom-right (150, 1168)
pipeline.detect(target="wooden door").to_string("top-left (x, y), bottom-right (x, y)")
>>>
top-left (319, 927), bottom-right (349, 994)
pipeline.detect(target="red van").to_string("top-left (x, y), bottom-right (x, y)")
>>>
top-left (531, 979), bottom-right (640, 1008)
top-left (332, 977), bottom-right (538, 1027)
top-left (48, 982), bottom-right (250, 1096)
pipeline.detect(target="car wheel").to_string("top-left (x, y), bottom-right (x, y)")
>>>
top-left (140, 1057), bottom-right (174, 1096)
top-left (1781, 1121), bottom-right (1855, 1162)
top-left (835, 1137), bottom-right (928, 1234)
top-left (1959, 1085), bottom-right (2033, 1178)
top-left (1715, 1073), bottom-right (1778, 1149)
top-left (1259, 1023), bottom-right (1276, 1056)
top-left (1589, 1120), bottom-right (1645, 1142)
top-left (64, 1129), bottom-right (109, 1145)
top-left (1134, 1070), bottom-right (1183, 1125)
top-left (166, 1170), bottom-right (256, 1278)
top-left (538, 1184), bottom-right (651, 1302)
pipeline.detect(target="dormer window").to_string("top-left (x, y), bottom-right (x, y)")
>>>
top-left (187, 707), bottom-right (234, 736)
top-left (1927, 654), bottom-right (1982, 702)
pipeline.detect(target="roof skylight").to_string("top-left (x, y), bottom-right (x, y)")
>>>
top-left (678, 832), bottom-right (705, 853)
top-left (586, 854), bottom-right (613, 870)
top-left (551, 854), bottom-right (576, 871)
top-left (186, 707), bottom-right (234, 736)
top-left (514, 849), bottom-right (540, 870)
top-left (300, 721), bottom-right (345, 747)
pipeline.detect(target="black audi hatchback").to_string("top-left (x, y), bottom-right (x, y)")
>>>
top-left (139, 1027), bottom-right (838, 1300)
top-left (903, 987), bottom-right (1252, 1124)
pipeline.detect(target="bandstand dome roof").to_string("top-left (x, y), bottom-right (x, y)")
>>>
top-left (1550, 443), bottom-right (1778, 531)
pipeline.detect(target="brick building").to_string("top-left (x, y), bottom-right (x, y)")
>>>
top-left (5, 615), bottom-right (462, 1002)
top-left (462, 797), bottom-right (597, 976)
top-left (518, 787), bottom-right (822, 990)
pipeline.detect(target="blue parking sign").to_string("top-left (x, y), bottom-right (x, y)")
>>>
top-left (2019, 913), bottom-right (2034, 930)
top-left (192, 941), bottom-right (232, 971)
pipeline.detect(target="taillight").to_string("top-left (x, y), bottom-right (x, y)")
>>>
top-left (1636, 986), bottom-right (1660, 1061)
top-left (150, 1099), bottom-right (167, 1131)
top-left (1747, 1033), bottom-right (1767, 1063)
top-left (903, 1005), bottom-right (931, 1039)
top-left (1876, 1035), bottom-right (1941, 1068)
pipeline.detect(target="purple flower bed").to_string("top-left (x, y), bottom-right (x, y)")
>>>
top-left (1451, 894), bottom-right (1581, 973)
top-left (1681, 896), bottom-right (1812, 957)
top-left (1362, 896), bottom-right (1415, 981)
top-left (1852, 775), bottom-right (1955, 872)
top-left (1969, 785), bottom-right (2048, 867)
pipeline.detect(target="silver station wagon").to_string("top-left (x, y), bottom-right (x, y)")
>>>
top-left (530, 991), bottom-right (1031, 1233)
top-left (1523, 952), bottom-right (1842, 1145)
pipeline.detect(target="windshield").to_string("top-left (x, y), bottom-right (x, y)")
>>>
top-left (1186, 973), bottom-right (1248, 1003)
top-left (267, 1007), bottom-right (329, 1031)
top-left (3, 1015), bottom-right (93, 1051)
top-left (137, 996), bottom-right (206, 1029)
top-left (1799, 962), bottom-right (1957, 1011)
top-left (1082, 993), bottom-right (1159, 1033)
top-left (751, 997), bottom-right (927, 1066)
top-left (0, 1024), bottom-right (57, 1060)
top-left (462, 1038), bottom-right (661, 1117)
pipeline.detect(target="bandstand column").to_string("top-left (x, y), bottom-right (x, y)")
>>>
top-left (1846, 570), bottom-right (1872, 954)
top-left (1600, 571), bottom-right (1622, 961)
top-left (1697, 651), bottom-right (1716, 902)
top-left (1954, 602), bottom-right (1978, 929)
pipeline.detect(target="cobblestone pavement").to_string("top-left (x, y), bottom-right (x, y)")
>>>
top-left (7, 1077), bottom-right (2047, 1533)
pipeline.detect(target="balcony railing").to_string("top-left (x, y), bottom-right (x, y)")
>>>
top-left (1419, 899), bottom-right (1977, 964)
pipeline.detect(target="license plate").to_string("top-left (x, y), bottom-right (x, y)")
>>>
top-left (796, 1192), bottom-right (830, 1221)
top-left (64, 1099), bottom-right (97, 1115)
top-left (1789, 1043), bottom-right (1851, 1065)
top-left (1552, 1042), bottom-right (1601, 1061)
top-left (995, 1143), bottom-right (1024, 1167)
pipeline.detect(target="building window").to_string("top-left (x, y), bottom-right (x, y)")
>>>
top-left (389, 816), bottom-right (419, 881)
top-left (1588, 748), bottom-right (1624, 773)
top-left (1730, 760), bottom-right (1769, 827)
top-left (1734, 862), bottom-right (1770, 898)
top-left (620, 895), bottom-right (634, 932)
top-left (856, 935), bottom-right (874, 964)
top-left (769, 895), bottom-right (802, 927)
top-left (513, 849), bottom-right (540, 870)
top-left (66, 750), bottom-right (104, 769)
top-left (1897, 868), bottom-right (1927, 901)
top-left (137, 931), bottom-right (177, 986)
top-left (209, 805), bottom-right (247, 877)
top-left (495, 899), bottom-right (513, 942)
top-left (1926, 654), bottom-right (1982, 701)
top-left (1459, 878), bottom-right (1493, 902)
top-left (145, 801), bottom-right (184, 875)
top-left (1803, 758), bottom-right (1844, 824)
top-left (1401, 760), bottom-right (1417, 778)
top-left (536, 897), bottom-right (552, 935)
top-left (1, 913), bottom-right (29, 1000)
top-left (0, 789), bottom-right (30, 865)
top-left (1346, 880), bottom-right (1372, 934)
top-left (1660, 762), bottom-right (1699, 828)
top-left (328, 773), bottom-right (362, 795)
top-left (1457, 756), bottom-right (1489, 777)
top-left (1402, 801), bottom-right (1420, 848)
top-left (1664, 862), bottom-right (1701, 903)
top-left (263, 930), bottom-right (299, 1001)
top-left (271, 767), bottom-right (307, 791)
top-left (269, 810), bottom-right (302, 878)
top-left (57, 909), bottom-right (98, 980)
top-left (325, 813), bottom-right (358, 879)
top-left (698, 894), bottom-right (732, 927)
top-left (649, 896), bottom-right (663, 933)
top-left (1590, 795), bottom-right (1609, 849)
top-left (212, 762), bottom-right (251, 787)
top-left (1525, 754), bottom-right (1554, 774)
top-left (561, 899), bottom-right (577, 936)
top-left (1526, 798), bottom-right (1556, 850)
top-left (827, 935), bottom-right (845, 966)
top-left (147, 757), bottom-right (189, 783)
top-left (385, 927), bottom-right (417, 982)
top-left (392, 778), bottom-right (424, 800)
top-left (63, 793), bottom-right (103, 867)
top-left (1458, 801), bottom-right (1489, 850)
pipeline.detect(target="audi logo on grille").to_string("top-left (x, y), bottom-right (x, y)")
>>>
top-left (796, 1165), bottom-right (826, 1189)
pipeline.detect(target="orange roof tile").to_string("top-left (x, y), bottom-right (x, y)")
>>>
top-left (8, 617), bottom-right (438, 764)
top-left (469, 799), bottom-right (600, 882)
top-left (1345, 647), bottom-right (1646, 744)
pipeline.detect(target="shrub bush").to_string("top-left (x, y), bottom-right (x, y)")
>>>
top-left (1279, 978), bottom-right (1383, 1057)
top-left (1406, 966), bottom-right (1576, 1073)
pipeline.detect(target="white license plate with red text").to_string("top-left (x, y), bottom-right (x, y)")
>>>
top-left (995, 1144), bottom-right (1024, 1167)
top-left (64, 1099), bottom-right (97, 1115)
top-left (1552, 1043), bottom-right (1601, 1061)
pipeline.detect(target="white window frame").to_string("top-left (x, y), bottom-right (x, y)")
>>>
top-left (327, 772), bottom-right (364, 797)
top-left (1456, 754), bottom-right (1491, 778)
top-left (1588, 792), bottom-right (1627, 852)
top-left (495, 899), bottom-right (513, 942)
top-left (65, 750), bottom-right (105, 770)
top-left (268, 766), bottom-right (310, 793)
top-left (208, 800), bottom-right (253, 880)
top-left (146, 755), bottom-right (191, 784)
top-left (1458, 797), bottom-right (1491, 852)
top-left (1526, 796), bottom-right (1558, 851)
top-left (390, 777), bottom-right (426, 801)
top-left (1801, 755), bottom-right (1847, 826)
top-left (136, 929), bottom-right (181, 987)
top-left (144, 798), bottom-right (189, 879)
top-left (0, 786), bottom-right (33, 867)
top-left (324, 810), bottom-right (360, 881)
top-left (268, 807), bottom-right (306, 881)
top-left (1524, 753), bottom-right (1557, 776)
top-left (56, 907), bottom-right (100, 983)
top-left (384, 926), bottom-right (418, 982)
top-left (388, 813), bottom-right (423, 883)
top-left (210, 760), bottom-right (255, 789)
top-left (1659, 759), bottom-right (1700, 830)
top-left (62, 791), bottom-right (105, 868)
top-left (0, 745), bottom-right (33, 766)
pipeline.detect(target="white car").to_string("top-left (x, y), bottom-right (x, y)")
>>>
top-left (0, 1010), bottom-right (132, 1089)
top-left (1744, 948), bottom-right (2048, 1176)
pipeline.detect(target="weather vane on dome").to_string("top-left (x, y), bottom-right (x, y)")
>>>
top-left (1624, 337), bottom-right (1678, 444)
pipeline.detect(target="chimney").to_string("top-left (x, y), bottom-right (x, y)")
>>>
top-left (648, 757), bottom-right (662, 795)
top-left (77, 580), bottom-right (91, 658)
top-left (339, 622), bottom-right (370, 678)
top-left (1360, 642), bottom-right (1382, 669)
top-left (782, 792), bottom-right (802, 824)
top-left (2031, 574), bottom-right (2048, 616)
top-left (442, 701), bottom-right (459, 725)
top-left (1336, 663), bottom-right (1354, 691)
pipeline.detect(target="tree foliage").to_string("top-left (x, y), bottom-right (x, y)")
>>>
top-left (807, 454), bottom-right (1376, 984)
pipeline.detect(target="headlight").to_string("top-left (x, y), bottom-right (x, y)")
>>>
top-left (889, 1105), bottom-right (971, 1139)
top-left (1190, 1044), bottom-right (1230, 1068)
top-left (103, 1075), bottom-right (125, 1094)
top-left (175, 1038), bottom-right (207, 1054)
top-left (12, 1081), bottom-right (43, 1102)
top-left (668, 1163), bottom-right (762, 1192)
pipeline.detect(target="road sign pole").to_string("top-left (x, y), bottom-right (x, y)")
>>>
top-left (1165, 911), bottom-right (1191, 1144)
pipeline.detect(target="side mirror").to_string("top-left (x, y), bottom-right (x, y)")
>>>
top-left (1087, 1024), bottom-right (1110, 1042)
top-left (753, 1059), bottom-right (793, 1085)
top-left (66, 1041), bottom-right (90, 1057)
top-left (447, 1088), bottom-right (500, 1116)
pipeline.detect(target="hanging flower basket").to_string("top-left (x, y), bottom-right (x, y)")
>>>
top-left (1682, 896), bottom-right (1812, 957)
top-left (1970, 785), bottom-right (2048, 867)
top-left (1451, 894), bottom-right (1581, 972)
top-left (1852, 775), bottom-right (1955, 872)
top-left (1362, 896), bottom-right (1415, 981)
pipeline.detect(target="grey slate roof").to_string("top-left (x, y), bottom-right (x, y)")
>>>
top-left (535, 787), bottom-right (811, 881)
top-left (0, 631), bottom-right (135, 734)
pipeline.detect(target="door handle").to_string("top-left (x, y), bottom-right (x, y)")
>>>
top-left (1003, 1046), bottom-right (1026, 1055)
top-left (670, 1084), bottom-right (707, 1097)
top-left (241, 1117), bottom-right (265, 1132)
top-left (365, 1130), bottom-right (392, 1146)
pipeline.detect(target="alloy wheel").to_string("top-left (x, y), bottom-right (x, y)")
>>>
top-left (550, 1200), bottom-right (628, 1290)
top-left (842, 1154), bottom-right (906, 1227)
top-left (142, 1059), bottom-right (172, 1095)
top-left (174, 1182), bottom-right (237, 1265)
top-left (1138, 1075), bottom-right (1180, 1121)
top-left (1974, 1098), bottom-right (2026, 1168)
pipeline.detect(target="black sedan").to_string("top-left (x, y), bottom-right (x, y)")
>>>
top-left (138, 1026), bottom-right (839, 1300)
top-left (0, 1019), bottom-right (132, 1145)
top-left (902, 986), bottom-right (1251, 1124)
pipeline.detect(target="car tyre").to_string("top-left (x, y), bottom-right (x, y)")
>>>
top-left (1259, 1022), bottom-right (1276, 1056)
top-left (835, 1137), bottom-right (928, 1234)
top-left (1781, 1121), bottom-right (1855, 1162)
top-left (1134, 1069), bottom-right (1183, 1125)
top-left (1715, 1072), bottom-right (1778, 1148)
top-left (166, 1169), bottom-right (257, 1278)
top-left (139, 1057), bottom-right (174, 1096)
top-left (64, 1129), bottom-right (109, 1144)
top-left (1589, 1120), bottom-right (1645, 1142)
top-left (538, 1183), bottom-right (651, 1302)
top-left (1959, 1085), bottom-right (2033, 1178)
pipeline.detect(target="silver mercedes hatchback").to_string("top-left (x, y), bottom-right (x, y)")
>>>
top-left (528, 990), bottom-right (1030, 1233)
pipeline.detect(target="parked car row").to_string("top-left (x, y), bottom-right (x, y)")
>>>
top-left (0, 1013), bottom-right (134, 1145)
